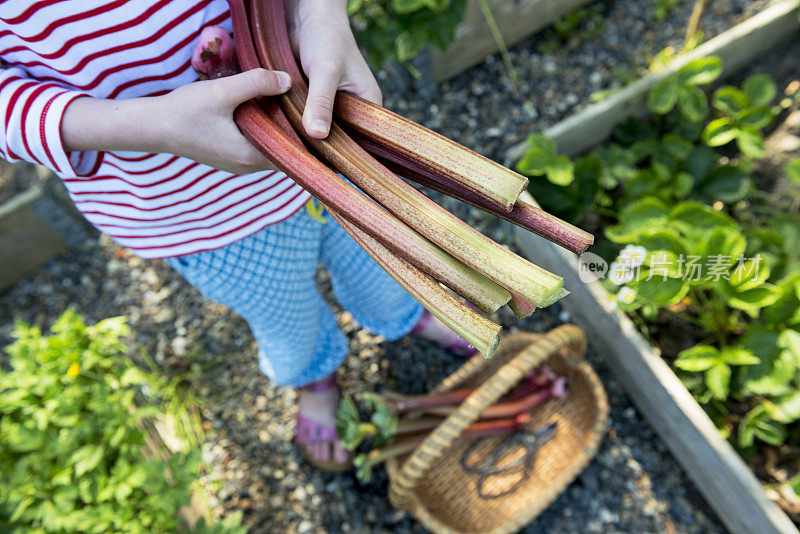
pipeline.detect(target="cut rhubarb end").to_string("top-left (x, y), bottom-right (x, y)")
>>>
top-left (335, 210), bottom-right (503, 358)
top-left (537, 282), bottom-right (568, 308)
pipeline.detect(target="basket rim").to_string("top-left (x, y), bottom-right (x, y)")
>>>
top-left (387, 325), bottom-right (609, 534)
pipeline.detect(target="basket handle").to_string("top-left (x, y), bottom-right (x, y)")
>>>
top-left (389, 324), bottom-right (586, 509)
top-left (432, 332), bottom-right (542, 394)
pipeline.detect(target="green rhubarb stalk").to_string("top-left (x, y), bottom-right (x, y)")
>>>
top-left (334, 211), bottom-right (502, 355)
top-left (335, 91), bottom-right (526, 212)
top-left (353, 134), bottom-right (593, 254)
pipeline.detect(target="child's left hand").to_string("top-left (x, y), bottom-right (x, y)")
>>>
top-left (286, 0), bottom-right (381, 139)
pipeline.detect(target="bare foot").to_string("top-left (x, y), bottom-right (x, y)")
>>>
top-left (297, 385), bottom-right (350, 465)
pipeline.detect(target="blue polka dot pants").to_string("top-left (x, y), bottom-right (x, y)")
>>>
top-left (165, 209), bottom-right (424, 387)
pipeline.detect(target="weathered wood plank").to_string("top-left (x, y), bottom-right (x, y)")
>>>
top-left (0, 186), bottom-right (67, 290)
top-left (507, 0), bottom-right (800, 160)
top-left (431, 0), bottom-right (592, 82)
top-left (513, 194), bottom-right (798, 533)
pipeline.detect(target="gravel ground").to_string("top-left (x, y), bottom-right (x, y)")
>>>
top-left (1, 0), bottom-right (779, 531)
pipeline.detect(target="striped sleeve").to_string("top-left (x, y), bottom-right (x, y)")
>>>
top-left (0, 65), bottom-right (102, 177)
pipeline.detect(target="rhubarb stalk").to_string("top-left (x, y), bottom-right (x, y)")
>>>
top-left (248, 0), bottom-right (566, 308)
top-left (235, 102), bottom-right (512, 315)
top-left (508, 293), bottom-right (537, 319)
top-left (422, 377), bottom-right (566, 419)
top-left (355, 134), bottom-right (594, 254)
top-left (329, 209), bottom-right (502, 355)
top-left (353, 411), bottom-right (536, 482)
top-left (335, 92), bottom-right (528, 212)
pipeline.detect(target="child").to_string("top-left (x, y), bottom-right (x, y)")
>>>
top-left (0, 0), bottom-right (473, 471)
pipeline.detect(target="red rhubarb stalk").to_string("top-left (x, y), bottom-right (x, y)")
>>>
top-left (353, 411), bottom-right (535, 481)
top-left (381, 368), bottom-right (552, 413)
top-left (248, 0), bottom-right (566, 309)
top-left (423, 377), bottom-right (566, 419)
top-left (508, 293), bottom-right (538, 319)
top-left (335, 92), bottom-right (528, 212)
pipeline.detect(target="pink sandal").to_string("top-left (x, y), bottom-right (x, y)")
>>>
top-left (294, 373), bottom-right (353, 473)
top-left (409, 309), bottom-right (479, 357)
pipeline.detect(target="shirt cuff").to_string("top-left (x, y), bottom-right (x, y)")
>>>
top-left (39, 88), bottom-right (103, 177)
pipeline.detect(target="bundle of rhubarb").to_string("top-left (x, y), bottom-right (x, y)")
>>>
top-left (194, 0), bottom-right (593, 357)
top-left (335, 365), bottom-right (567, 482)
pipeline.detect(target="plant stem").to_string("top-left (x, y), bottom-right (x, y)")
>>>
top-left (684, 0), bottom-right (709, 48)
top-left (476, 0), bottom-right (521, 95)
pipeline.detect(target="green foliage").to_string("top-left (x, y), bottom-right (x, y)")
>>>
top-left (517, 57), bottom-right (800, 461)
top-left (347, 0), bottom-right (467, 71)
top-left (647, 57), bottom-right (721, 120)
top-left (652, 0), bottom-right (678, 21)
top-left (516, 134), bottom-right (574, 185)
top-left (701, 75), bottom-right (777, 158)
top-left (538, 3), bottom-right (604, 53)
top-left (0, 310), bottom-right (243, 534)
top-left (787, 158), bottom-right (800, 184)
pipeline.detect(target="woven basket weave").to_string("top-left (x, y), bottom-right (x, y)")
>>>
top-left (386, 324), bottom-right (608, 534)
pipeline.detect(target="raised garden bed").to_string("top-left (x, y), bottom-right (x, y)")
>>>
top-left (0, 161), bottom-right (94, 291)
top-left (429, 0), bottom-right (594, 81)
top-left (511, 2), bottom-right (800, 533)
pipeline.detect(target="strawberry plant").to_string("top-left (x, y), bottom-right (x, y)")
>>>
top-left (518, 55), bottom-right (800, 472)
top-left (703, 74), bottom-right (778, 158)
top-left (347, 0), bottom-right (467, 71)
top-left (0, 310), bottom-right (244, 534)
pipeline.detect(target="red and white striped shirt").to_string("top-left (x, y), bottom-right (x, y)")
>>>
top-left (0, 0), bottom-right (311, 258)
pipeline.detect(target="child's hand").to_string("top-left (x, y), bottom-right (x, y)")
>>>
top-left (62, 68), bottom-right (292, 175)
top-left (159, 68), bottom-right (292, 174)
top-left (287, 0), bottom-right (381, 139)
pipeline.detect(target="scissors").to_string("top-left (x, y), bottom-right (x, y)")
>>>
top-left (460, 421), bottom-right (558, 499)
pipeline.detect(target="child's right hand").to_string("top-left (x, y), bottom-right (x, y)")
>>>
top-left (62, 68), bottom-right (292, 175)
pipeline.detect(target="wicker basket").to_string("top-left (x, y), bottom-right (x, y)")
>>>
top-left (386, 324), bottom-right (609, 534)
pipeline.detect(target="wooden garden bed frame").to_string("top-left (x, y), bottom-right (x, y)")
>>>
top-left (0, 169), bottom-right (94, 291)
top-left (430, 0), bottom-right (593, 81)
top-left (509, 2), bottom-right (800, 533)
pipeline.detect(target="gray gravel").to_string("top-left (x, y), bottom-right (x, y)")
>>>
top-left (1, 0), bottom-right (776, 531)
top-left (0, 233), bottom-right (724, 534)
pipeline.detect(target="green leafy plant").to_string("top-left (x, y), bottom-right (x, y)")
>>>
top-left (785, 157), bottom-right (800, 184)
top-left (648, 57), bottom-right (721, 122)
top-left (518, 56), bottom-right (800, 469)
top-left (0, 310), bottom-right (244, 534)
top-left (652, 0), bottom-right (678, 21)
top-left (702, 74), bottom-right (777, 158)
top-left (538, 3), bottom-right (604, 53)
top-left (516, 134), bottom-right (575, 186)
top-left (347, 0), bottom-right (468, 71)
